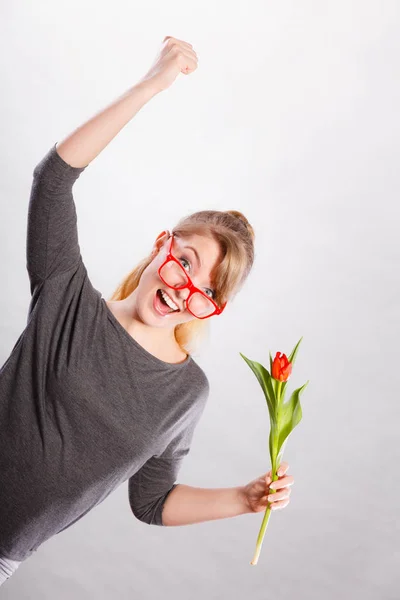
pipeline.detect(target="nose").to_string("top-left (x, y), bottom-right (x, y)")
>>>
top-left (176, 287), bottom-right (190, 305)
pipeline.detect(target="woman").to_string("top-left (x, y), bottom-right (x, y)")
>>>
top-left (0, 36), bottom-right (294, 585)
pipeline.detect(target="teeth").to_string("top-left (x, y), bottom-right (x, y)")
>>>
top-left (160, 289), bottom-right (179, 311)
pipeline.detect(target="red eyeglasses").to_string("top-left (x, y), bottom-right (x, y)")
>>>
top-left (157, 234), bottom-right (227, 320)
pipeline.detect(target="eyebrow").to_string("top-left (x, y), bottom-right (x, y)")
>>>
top-left (183, 245), bottom-right (202, 269)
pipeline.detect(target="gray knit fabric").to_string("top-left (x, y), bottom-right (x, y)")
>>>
top-left (0, 144), bottom-right (209, 561)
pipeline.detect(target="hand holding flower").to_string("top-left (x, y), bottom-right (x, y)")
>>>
top-left (243, 461), bottom-right (294, 513)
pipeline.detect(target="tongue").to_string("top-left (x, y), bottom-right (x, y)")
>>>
top-left (155, 290), bottom-right (176, 315)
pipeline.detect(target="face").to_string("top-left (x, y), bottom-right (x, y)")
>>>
top-left (130, 231), bottom-right (223, 329)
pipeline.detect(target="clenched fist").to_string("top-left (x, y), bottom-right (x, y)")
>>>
top-left (140, 36), bottom-right (198, 93)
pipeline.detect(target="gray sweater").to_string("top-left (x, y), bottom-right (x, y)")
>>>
top-left (0, 144), bottom-right (209, 562)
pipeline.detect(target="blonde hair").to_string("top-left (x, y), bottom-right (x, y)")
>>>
top-left (108, 210), bottom-right (255, 355)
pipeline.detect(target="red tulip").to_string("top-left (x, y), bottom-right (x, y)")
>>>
top-left (240, 337), bottom-right (309, 565)
top-left (272, 352), bottom-right (292, 382)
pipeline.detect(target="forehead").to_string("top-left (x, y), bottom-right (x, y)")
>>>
top-left (175, 234), bottom-right (222, 264)
top-left (176, 233), bottom-right (219, 252)
top-left (174, 234), bottom-right (222, 274)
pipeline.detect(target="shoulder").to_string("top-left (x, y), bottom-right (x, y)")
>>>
top-left (187, 357), bottom-right (210, 399)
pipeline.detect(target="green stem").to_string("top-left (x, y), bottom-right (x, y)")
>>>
top-left (250, 503), bottom-right (272, 565)
top-left (250, 469), bottom-right (280, 566)
top-left (276, 380), bottom-right (282, 406)
top-left (250, 379), bottom-right (282, 566)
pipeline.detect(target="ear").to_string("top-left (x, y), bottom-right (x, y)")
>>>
top-left (151, 230), bottom-right (170, 256)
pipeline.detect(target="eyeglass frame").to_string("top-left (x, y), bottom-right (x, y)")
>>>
top-left (157, 234), bottom-right (227, 320)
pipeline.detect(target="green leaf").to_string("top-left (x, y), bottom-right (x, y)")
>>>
top-left (239, 353), bottom-right (278, 420)
top-left (287, 336), bottom-right (304, 368)
top-left (240, 343), bottom-right (309, 466)
top-left (276, 380), bottom-right (309, 458)
top-left (276, 437), bottom-right (289, 466)
top-left (269, 428), bottom-right (278, 463)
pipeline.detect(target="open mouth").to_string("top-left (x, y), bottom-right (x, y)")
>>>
top-left (155, 289), bottom-right (180, 314)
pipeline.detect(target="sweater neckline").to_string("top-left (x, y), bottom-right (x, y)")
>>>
top-left (101, 298), bottom-right (191, 370)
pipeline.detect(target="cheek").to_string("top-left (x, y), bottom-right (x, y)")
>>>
top-left (140, 267), bottom-right (159, 287)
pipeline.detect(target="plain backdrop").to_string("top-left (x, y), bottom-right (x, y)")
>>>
top-left (1, 1), bottom-right (399, 598)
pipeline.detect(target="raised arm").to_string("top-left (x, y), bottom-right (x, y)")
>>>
top-left (26, 37), bottom-right (197, 296)
top-left (55, 81), bottom-right (158, 168)
top-left (55, 36), bottom-right (198, 168)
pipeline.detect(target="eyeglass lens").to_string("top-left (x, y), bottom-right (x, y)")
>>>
top-left (159, 261), bottom-right (216, 317)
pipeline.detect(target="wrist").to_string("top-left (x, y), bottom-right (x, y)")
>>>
top-left (135, 76), bottom-right (164, 98)
top-left (237, 485), bottom-right (252, 514)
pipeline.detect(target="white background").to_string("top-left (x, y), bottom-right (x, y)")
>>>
top-left (1, 1), bottom-right (399, 597)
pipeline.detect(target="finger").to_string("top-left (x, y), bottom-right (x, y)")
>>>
top-left (268, 488), bottom-right (292, 503)
top-left (175, 39), bottom-right (195, 50)
top-left (175, 48), bottom-right (198, 67)
top-left (169, 49), bottom-right (198, 75)
top-left (163, 36), bottom-right (194, 50)
top-left (265, 472), bottom-right (272, 486)
top-left (277, 462), bottom-right (289, 476)
top-left (163, 37), bottom-right (196, 59)
top-left (265, 465), bottom-right (285, 486)
top-left (270, 498), bottom-right (290, 511)
top-left (264, 466), bottom-right (291, 487)
top-left (269, 475), bottom-right (294, 490)
top-left (170, 43), bottom-right (197, 60)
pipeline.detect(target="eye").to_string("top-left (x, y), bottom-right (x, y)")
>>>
top-left (179, 257), bottom-right (191, 272)
top-left (204, 288), bottom-right (216, 299)
top-left (180, 257), bottom-right (216, 299)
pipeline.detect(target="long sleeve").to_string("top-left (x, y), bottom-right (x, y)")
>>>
top-left (26, 143), bottom-right (88, 296)
top-left (128, 411), bottom-right (205, 526)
